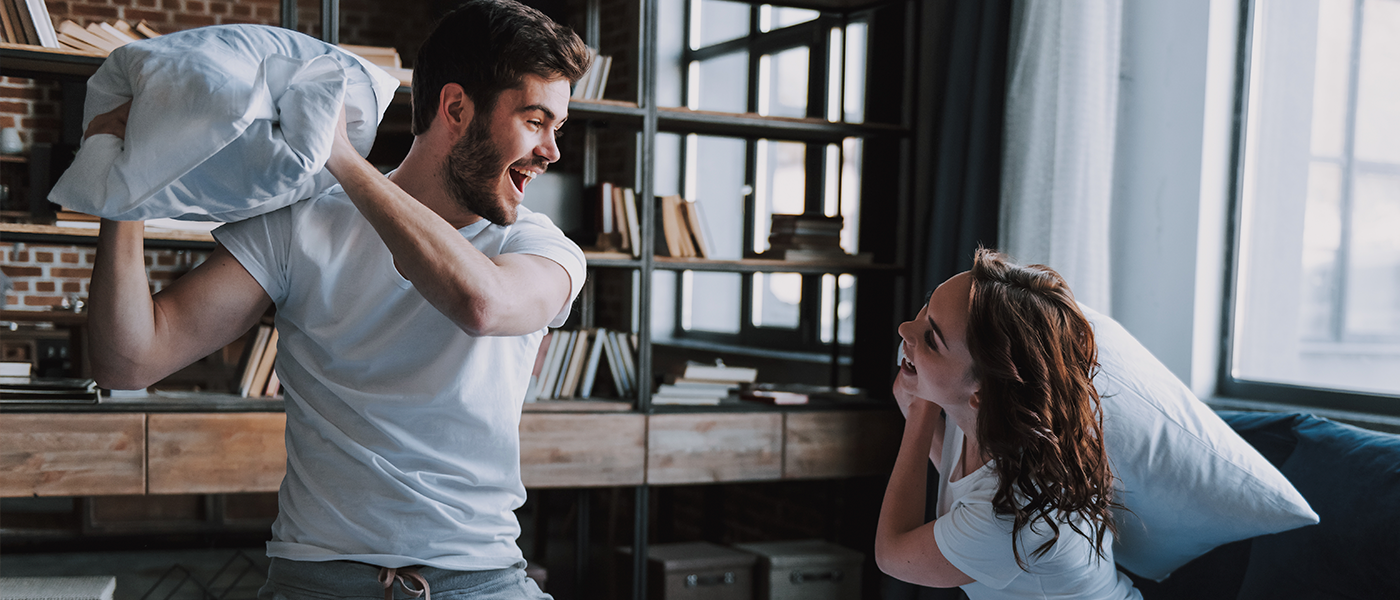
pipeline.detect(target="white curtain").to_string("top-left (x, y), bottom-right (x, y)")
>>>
top-left (999, 0), bottom-right (1123, 313)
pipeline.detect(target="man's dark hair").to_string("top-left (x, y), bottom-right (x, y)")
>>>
top-left (411, 0), bottom-right (591, 136)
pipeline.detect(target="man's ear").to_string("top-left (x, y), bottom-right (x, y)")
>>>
top-left (437, 83), bottom-right (475, 136)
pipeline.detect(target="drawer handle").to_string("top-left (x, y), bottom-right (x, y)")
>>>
top-left (790, 570), bottom-right (843, 584)
top-left (684, 572), bottom-right (735, 587)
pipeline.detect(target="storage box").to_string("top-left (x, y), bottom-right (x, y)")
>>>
top-left (732, 540), bottom-right (864, 600)
top-left (617, 541), bottom-right (757, 600)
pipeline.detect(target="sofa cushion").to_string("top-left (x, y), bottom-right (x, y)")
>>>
top-left (1220, 411), bottom-right (1400, 599)
top-left (1080, 304), bottom-right (1318, 581)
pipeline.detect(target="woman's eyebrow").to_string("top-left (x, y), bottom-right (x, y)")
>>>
top-left (927, 315), bottom-right (946, 350)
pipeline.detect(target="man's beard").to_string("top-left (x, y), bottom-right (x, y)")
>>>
top-left (442, 116), bottom-right (523, 226)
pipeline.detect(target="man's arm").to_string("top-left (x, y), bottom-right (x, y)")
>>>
top-left (85, 103), bottom-right (273, 390)
top-left (325, 124), bottom-right (572, 338)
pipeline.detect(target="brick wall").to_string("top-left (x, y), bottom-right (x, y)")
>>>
top-left (2, 242), bottom-right (208, 310)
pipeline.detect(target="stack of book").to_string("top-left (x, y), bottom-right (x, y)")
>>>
top-left (50, 18), bottom-right (161, 55)
top-left (766, 214), bottom-right (870, 263)
top-left (235, 322), bottom-right (281, 398)
top-left (339, 43), bottom-right (413, 87)
top-left (588, 183), bottom-right (641, 258)
top-left (528, 327), bottom-right (637, 401)
top-left (654, 195), bottom-right (711, 259)
top-left (0, 0), bottom-right (58, 48)
top-left (652, 360), bottom-right (759, 406)
top-left (570, 47), bottom-right (613, 101)
top-left (739, 382), bottom-right (868, 406)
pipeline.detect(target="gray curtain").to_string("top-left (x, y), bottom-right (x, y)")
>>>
top-left (883, 0), bottom-right (1009, 598)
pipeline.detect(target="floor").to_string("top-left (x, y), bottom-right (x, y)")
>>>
top-left (0, 547), bottom-right (268, 600)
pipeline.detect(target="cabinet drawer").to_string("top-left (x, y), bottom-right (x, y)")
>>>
top-left (647, 413), bottom-right (782, 484)
top-left (520, 412), bottom-right (646, 488)
top-left (784, 410), bottom-right (902, 479)
top-left (147, 413), bottom-right (286, 494)
top-left (0, 413), bottom-right (146, 497)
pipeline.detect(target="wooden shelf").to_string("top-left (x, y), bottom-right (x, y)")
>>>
top-left (1, 223), bottom-right (215, 249)
top-left (0, 43), bottom-right (105, 79)
top-left (657, 106), bottom-right (907, 142)
top-left (653, 255), bottom-right (897, 274)
top-left (0, 155), bottom-right (29, 164)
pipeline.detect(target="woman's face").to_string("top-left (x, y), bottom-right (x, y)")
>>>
top-left (896, 271), bottom-right (980, 409)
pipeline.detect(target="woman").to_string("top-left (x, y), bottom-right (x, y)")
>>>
top-left (875, 249), bottom-right (1141, 599)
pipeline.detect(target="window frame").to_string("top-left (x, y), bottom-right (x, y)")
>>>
top-left (1218, 0), bottom-right (1400, 416)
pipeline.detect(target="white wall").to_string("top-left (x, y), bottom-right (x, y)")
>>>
top-left (1110, 0), bottom-right (1240, 396)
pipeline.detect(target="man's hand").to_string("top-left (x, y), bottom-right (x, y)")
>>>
top-left (85, 101), bottom-right (132, 140)
top-left (325, 104), bottom-right (363, 177)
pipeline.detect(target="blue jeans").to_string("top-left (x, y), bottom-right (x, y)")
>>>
top-left (257, 558), bottom-right (551, 600)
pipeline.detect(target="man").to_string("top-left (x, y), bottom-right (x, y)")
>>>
top-left (85, 2), bottom-right (591, 598)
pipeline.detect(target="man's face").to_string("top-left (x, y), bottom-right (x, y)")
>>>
top-left (442, 74), bottom-right (570, 226)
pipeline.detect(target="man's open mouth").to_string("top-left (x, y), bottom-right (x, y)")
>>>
top-left (509, 166), bottom-right (538, 193)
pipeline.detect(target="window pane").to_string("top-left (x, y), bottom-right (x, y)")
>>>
top-left (694, 52), bottom-right (749, 113)
top-left (760, 5), bottom-right (819, 32)
top-left (1231, 0), bottom-right (1400, 396)
top-left (691, 135), bottom-right (748, 259)
top-left (820, 273), bottom-right (856, 344)
top-left (1299, 162), bottom-right (1343, 340)
top-left (695, 0), bottom-right (751, 49)
top-left (754, 140), bottom-right (807, 253)
top-left (657, 0), bottom-right (687, 107)
top-left (844, 21), bottom-right (868, 123)
top-left (1343, 171), bottom-right (1400, 338)
top-left (689, 271), bottom-right (742, 333)
top-left (759, 46), bottom-right (809, 118)
top-left (1310, 0), bottom-right (1351, 157)
top-left (1353, 0), bottom-right (1400, 163)
top-left (752, 272), bottom-right (801, 329)
top-left (841, 137), bottom-right (863, 252)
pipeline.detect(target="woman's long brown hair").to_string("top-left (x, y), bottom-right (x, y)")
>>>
top-left (965, 248), bottom-right (1116, 568)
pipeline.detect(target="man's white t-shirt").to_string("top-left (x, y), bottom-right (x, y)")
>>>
top-left (214, 186), bottom-right (585, 570)
top-left (933, 420), bottom-right (1142, 600)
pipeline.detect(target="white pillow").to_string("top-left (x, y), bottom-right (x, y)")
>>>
top-left (50, 24), bottom-right (400, 222)
top-left (1081, 303), bottom-right (1318, 581)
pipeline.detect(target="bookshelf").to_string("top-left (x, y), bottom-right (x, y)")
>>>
top-left (0, 1), bottom-right (916, 597)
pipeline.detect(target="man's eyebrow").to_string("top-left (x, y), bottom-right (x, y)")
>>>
top-left (519, 104), bottom-right (561, 122)
top-left (927, 315), bottom-right (946, 350)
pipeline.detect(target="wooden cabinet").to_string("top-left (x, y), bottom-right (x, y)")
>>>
top-left (146, 413), bottom-right (288, 494)
top-left (520, 411), bottom-right (647, 488)
top-left (0, 413), bottom-right (145, 497)
top-left (647, 412), bottom-right (783, 484)
top-left (783, 410), bottom-right (902, 480)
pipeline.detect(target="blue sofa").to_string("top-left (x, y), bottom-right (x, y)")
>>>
top-left (1128, 411), bottom-right (1400, 599)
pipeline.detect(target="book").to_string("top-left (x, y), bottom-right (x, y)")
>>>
top-left (0, 361), bottom-right (31, 377)
top-left (610, 330), bottom-right (638, 395)
top-left (653, 383), bottom-right (731, 404)
top-left (538, 329), bottom-right (572, 400)
top-left (621, 187), bottom-right (642, 258)
top-left (655, 194), bottom-right (688, 257)
top-left (526, 330), bottom-right (559, 401)
top-left (651, 393), bottom-right (722, 406)
top-left (600, 329), bottom-right (629, 397)
top-left (661, 378), bottom-right (741, 393)
top-left (558, 329), bottom-right (591, 398)
top-left (133, 20), bottom-right (161, 39)
top-left (595, 181), bottom-right (614, 234)
top-left (237, 324), bottom-right (273, 397)
top-left (673, 360), bottom-right (758, 383)
top-left (248, 329), bottom-right (279, 398)
top-left (771, 248), bottom-right (873, 263)
top-left (578, 327), bottom-right (609, 398)
top-left (588, 55), bottom-right (612, 100)
top-left (571, 46), bottom-right (600, 99)
top-left (739, 389), bottom-right (808, 405)
top-left (1, 1), bottom-right (20, 44)
top-left (263, 368), bottom-right (282, 398)
top-left (680, 197), bottom-right (711, 258)
top-left (87, 22), bottom-right (131, 48)
top-left (58, 20), bottom-right (117, 54)
top-left (96, 22), bottom-right (137, 45)
top-left (11, 0), bottom-right (39, 46)
top-left (23, 0), bottom-right (56, 47)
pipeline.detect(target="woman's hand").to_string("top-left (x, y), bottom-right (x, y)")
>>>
top-left (85, 101), bottom-right (132, 140)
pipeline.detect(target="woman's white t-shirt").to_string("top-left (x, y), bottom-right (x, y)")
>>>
top-left (933, 420), bottom-right (1142, 600)
top-left (214, 187), bottom-right (585, 571)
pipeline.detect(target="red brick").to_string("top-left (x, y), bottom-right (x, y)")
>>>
top-left (0, 87), bottom-right (40, 100)
top-left (0, 116), bottom-right (14, 128)
top-left (4, 295), bottom-right (16, 307)
top-left (85, 252), bottom-right (96, 263)
top-left (12, 252), bottom-right (28, 262)
top-left (209, 2), bottom-right (228, 14)
top-left (231, 4), bottom-right (251, 17)
top-left (0, 101), bottom-right (29, 114)
top-left (156, 254), bottom-right (175, 266)
top-left (10, 281), bottom-right (29, 292)
top-left (0, 266), bottom-right (41, 277)
top-left (62, 282), bottom-right (82, 293)
top-left (20, 117), bottom-right (61, 130)
top-left (144, 256), bottom-right (153, 266)
top-left (174, 13), bottom-right (218, 27)
top-left (124, 9), bottom-right (169, 23)
top-left (60, 252), bottom-right (79, 263)
top-left (184, 1), bottom-right (208, 13)
top-left (24, 296), bottom-right (64, 307)
top-left (149, 270), bottom-right (175, 282)
top-left (50, 267), bottom-right (93, 278)
top-left (34, 252), bottom-right (54, 263)
top-left (33, 103), bottom-right (56, 116)
top-left (36, 281), bottom-right (55, 292)
top-left (71, 5), bottom-right (120, 19)
top-left (134, 0), bottom-right (158, 7)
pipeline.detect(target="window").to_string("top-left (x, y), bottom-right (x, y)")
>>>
top-left (651, 0), bottom-right (868, 355)
top-left (1227, 0), bottom-right (1400, 407)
